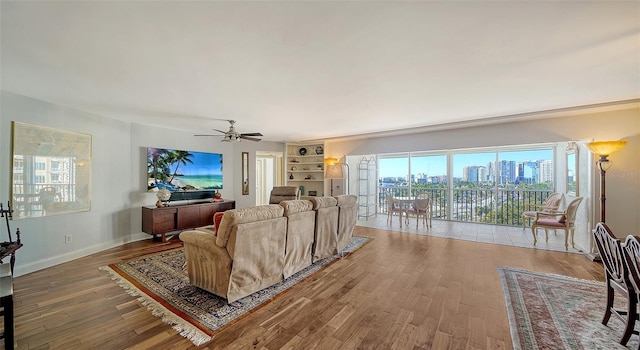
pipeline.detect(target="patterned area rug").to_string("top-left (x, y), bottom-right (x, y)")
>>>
top-left (100, 236), bottom-right (372, 346)
top-left (498, 267), bottom-right (639, 350)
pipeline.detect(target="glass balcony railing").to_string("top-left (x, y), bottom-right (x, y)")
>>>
top-left (378, 185), bottom-right (553, 227)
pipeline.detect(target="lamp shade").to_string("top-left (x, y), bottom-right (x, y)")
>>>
top-left (325, 164), bottom-right (346, 179)
top-left (587, 141), bottom-right (627, 156)
top-left (325, 157), bottom-right (339, 166)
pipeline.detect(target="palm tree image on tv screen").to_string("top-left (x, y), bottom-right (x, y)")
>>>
top-left (147, 147), bottom-right (223, 195)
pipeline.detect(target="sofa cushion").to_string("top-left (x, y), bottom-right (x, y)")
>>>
top-left (213, 211), bottom-right (225, 233)
top-left (280, 199), bottom-right (313, 216)
top-left (215, 204), bottom-right (285, 248)
top-left (334, 194), bottom-right (357, 206)
top-left (310, 196), bottom-right (337, 209)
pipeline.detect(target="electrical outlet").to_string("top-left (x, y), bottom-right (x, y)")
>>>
top-left (65, 235), bottom-right (72, 244)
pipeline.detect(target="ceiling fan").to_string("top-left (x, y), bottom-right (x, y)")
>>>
top-left (195, 119), bottom-right (263, 142)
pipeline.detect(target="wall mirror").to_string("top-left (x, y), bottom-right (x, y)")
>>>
top-left (11, 122), bottom-right (92, 219)
top-left (566, 142), bottom-right (578, 196)
top-left (242, 152), bottom-right (249, 195)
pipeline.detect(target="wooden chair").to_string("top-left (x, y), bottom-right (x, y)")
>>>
top-left (622, 234), bottom-right (640, 348)
top-left (530, 197), bottom-right (583, 250)
top-left (594, 223), bottom-right (637, 346)
top-left (386, 193), bottom-right (405, 227)
top-left (522, 192), bottom-right (563, 229)
top-left (405, 192), bottom-right (432, 228)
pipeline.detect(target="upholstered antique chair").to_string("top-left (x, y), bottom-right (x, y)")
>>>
top-left (521, 192), bottom-right (563, 229)
top-left (310, 196), bottom-right (339, 262)
top-left (386, 193), bottom-right (405, 227)
top-left (280, 200), bottom-right (315, 279)
top-left (334, 194), bottom-right (357, 252)
top-left (530, 197), bottom-right (583, 250)
top-left (595, 223), bottom-right (637, 346)
top-left (269, 186), bottom-right (300, 204)
top-left (405, 192), bottom-right (432, 228)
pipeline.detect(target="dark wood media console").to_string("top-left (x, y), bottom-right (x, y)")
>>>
top-left (142, 200), bottom-right (235, 242)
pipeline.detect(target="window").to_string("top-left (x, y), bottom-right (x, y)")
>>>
top-left (376, 144), bottom-right (555, 226)
top-left (35, 162), bottom-right (45, 170)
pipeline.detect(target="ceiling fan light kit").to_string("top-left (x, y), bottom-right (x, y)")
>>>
top-left (194, 119), bottom-right (263, 142)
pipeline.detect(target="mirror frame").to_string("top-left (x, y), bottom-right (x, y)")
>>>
top-left (242, 152), bottom-right (249, 195)
top-left (566, 142), bottom-right (578, 196)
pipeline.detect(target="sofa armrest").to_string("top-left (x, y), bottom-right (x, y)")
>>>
top-left (180, 230), bottom-right (232, 298)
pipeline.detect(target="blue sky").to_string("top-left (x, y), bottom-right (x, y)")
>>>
top-left (181, 151), bottom-right (223, 175)
top-left (379, 149), bottom-right (553, 178)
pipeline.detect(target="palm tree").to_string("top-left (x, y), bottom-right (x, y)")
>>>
top-left (167, 150), bottom-right (194, 184)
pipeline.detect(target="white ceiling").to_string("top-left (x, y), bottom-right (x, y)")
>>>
top-left (2, 1), bottom-right (639, 142)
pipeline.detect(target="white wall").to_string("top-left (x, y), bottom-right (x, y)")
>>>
top-left (1, 91), bottom-right (285, 276)
top-left (1, 91), bottom-right (133, 276)
top-left (325, 106), bottom-right (640, 251)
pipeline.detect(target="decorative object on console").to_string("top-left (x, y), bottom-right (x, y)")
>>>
top-left (587, 140), bottom-right (627, 223)
top-left (308, 191), bottom-right (317, 196)
top-left (299, 147), bottom-right (307, 155)
top-left (289, 173), bottom-right (294, 180)
top-left (315, 145), bottom-right (323, 155)
top-left (156, 189), bottom-right (171, 207)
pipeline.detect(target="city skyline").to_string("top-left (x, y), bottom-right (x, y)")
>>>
top-left (378, 149), bottom-right (553, 179)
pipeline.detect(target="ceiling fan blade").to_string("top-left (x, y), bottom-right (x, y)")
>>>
top-left (240, 135), bottom-right (262, 142)
top-left (212, 129), bottom-right (227, 134)
top-left (194, 134), bottom-right (222, 137)
top-left (240, 132), bottom-right (263, 137)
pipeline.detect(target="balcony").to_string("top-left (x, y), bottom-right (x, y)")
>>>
top-left (378, 185), bottom-right (554, 227)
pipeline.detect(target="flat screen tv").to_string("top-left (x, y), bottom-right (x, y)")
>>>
top-left (147, 147), bottom-right (223, 200)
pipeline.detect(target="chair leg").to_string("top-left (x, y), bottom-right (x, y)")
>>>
top-left (620, 290), bottom-right (637, 345)
top-left (531, 226), bottom-right (538, 245)
top-left (564, 229), bottom-right (569, 250)
top-left (544, 228), bottom-right (549, 242)
top-left (603, 281), bottom-right (614, 325)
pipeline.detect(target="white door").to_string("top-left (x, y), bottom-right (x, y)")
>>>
top-left (256, 152), bottom-right (283, 205)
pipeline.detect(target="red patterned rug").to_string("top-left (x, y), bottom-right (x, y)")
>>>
top-left (100, 236), bottom-right (371, 346)
top-left (499, 267), bottom-right (639, 349)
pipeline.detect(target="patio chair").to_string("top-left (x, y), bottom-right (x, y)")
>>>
top-left (386, 193), bottom-right (405, 227)
top-left (405, 192), bottom-right (432, 228)
top-left (595, 223), bottom-right (637, 346)
top-left (530, 196), bottom-right (583, 250)
top-left (521, 192), bottom-right (563, 229)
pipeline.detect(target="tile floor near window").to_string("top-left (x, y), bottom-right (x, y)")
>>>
top-left (357, 213), bottom-right (587, 254)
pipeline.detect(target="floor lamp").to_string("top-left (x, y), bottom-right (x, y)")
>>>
top-left (586, 140), bottom-right (627, 261)
top-left (325, 161), bottom-right (349, 196)
top-left (587, 140), bottom-right (627, 223)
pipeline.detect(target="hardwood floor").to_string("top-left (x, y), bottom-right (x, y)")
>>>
top-left (9, 225), bottom-right (604, 350)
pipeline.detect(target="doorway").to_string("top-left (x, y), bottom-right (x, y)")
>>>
top-left (256, 151), bottom-right (283, 205)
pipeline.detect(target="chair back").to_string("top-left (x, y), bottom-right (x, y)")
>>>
top-left (415, 192), bottom-right (430, 211)
top-left (269, 186), bottom-right (300, 204)
top-left (541, 193), bottom-right (564, 213)
top-left (623, 235), bottom-right (640, 294)
top-left (593, 222), bottom-right (628, 285)
top-left (564, 197), bottom-right (584, 227)
top-left (386, 193), bottom-right (398, 210)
